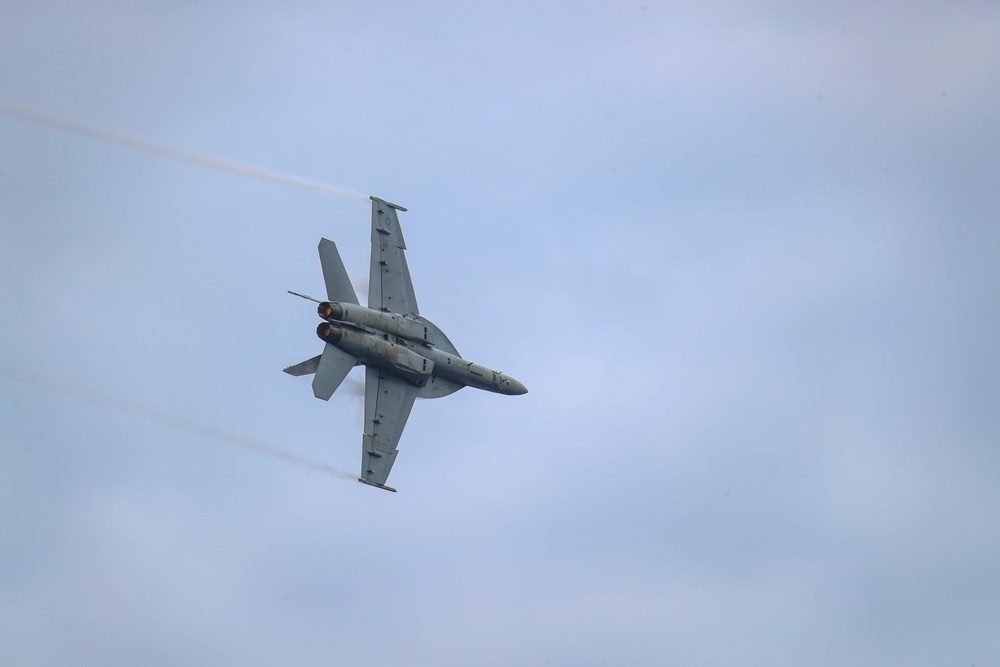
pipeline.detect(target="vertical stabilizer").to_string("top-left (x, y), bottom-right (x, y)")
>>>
top-left (318, 238), bottom-right (360, 305)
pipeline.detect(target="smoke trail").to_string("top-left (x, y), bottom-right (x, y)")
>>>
top-left (1, 365), bottom-right (356, 480)
top-left (0, 100), bottom-right (369, 201)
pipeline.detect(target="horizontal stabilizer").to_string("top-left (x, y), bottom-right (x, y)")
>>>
top-left (283, 355), bottom-right (322, 376)
top-left (312, 343), bottom-right (358, 400)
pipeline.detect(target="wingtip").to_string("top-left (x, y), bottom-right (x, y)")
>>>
top-left (369, 195), bottom-right (407, 212)
top-left (358, 477), bottom-right (398, 492)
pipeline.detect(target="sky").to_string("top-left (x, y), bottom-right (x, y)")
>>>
top-left (2, 2), bottom-right (999, 665)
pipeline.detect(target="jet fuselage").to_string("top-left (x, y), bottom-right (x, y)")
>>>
top-left (316, 301), bottom-right (527, 396)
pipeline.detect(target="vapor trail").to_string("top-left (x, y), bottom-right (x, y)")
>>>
top-left (1, 365), bottom-right (355, 480)
top-left (0, 100), bottom-right (368, 201)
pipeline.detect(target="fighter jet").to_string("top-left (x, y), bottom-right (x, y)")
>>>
top-left (284, 196), bottom-right (527, 492)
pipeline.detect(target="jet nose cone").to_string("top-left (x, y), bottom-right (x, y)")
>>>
top-left (507, 378), bottom-right (528, 395)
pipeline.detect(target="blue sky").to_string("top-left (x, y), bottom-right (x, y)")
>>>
top-left (2, 2), bottom-right (999, 665)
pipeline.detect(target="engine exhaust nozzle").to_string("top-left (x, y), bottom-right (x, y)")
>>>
top-left (317, 301), bottom-right (345, 321)
top-left (316, 321), bottom-right (343, 343)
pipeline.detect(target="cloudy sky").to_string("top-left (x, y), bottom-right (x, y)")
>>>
top-left (2, 2), bottom-right (999, 665)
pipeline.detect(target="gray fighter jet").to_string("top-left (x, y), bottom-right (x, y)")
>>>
top-left (284, 196), bottom-right (527, 492)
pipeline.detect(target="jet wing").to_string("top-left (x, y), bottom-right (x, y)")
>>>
top-left (368, 196), bottom-right (418, 315)
top-left (360, 365), bottom-right (418, 490)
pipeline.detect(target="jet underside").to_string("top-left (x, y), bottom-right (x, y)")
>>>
top-left (285, 196), bottom-right (526, 492)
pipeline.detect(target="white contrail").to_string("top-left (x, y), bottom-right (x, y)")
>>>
top-left (1, 365), bottom-right (356, 481)
top-left (0, 100), bottom-right (369, 201)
